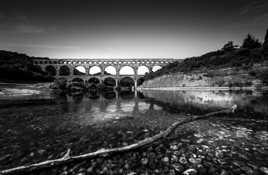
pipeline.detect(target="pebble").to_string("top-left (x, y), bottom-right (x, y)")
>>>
top-left (179, 156), bottom-right (188, 164)
top-left (183, 168), bottom-right (197, 175)
top-left (220, 169), bottom-right (228, 175)
top-left (197, 139), bottom-right (204, 143)
top-left (38, 149), bottom-right (46, 155)
top-left (141, 158), bottom-right (148, 165)
top-left (172, 163), bottom-right (184, 173)
top-left (127, 172), bottom-right (136, 175)
top-left (260, 167), bottom-right (268, 174)
top-left (76, 172), bottom-right (85, 175)
top-left (170, 144), bottom-right (179, 150)
top-left (162, 157), bottom-right (169, 163)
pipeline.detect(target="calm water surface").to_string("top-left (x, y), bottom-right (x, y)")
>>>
top-left (0, 84), bottom-right (267, 170)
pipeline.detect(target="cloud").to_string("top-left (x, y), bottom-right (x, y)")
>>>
top-left (0, 13), bottom-right (54, 34)
top-left (239, 0), bottom-right (268, 16)
top-left (0, 13), bottom-right (5, 20)
top-left (15, 24), bottom-right (46, 34)
top-left (6, 43), bottom-right (81, 50)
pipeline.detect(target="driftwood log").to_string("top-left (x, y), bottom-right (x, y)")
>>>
top-left (0, 105), bottom-right (237, 174)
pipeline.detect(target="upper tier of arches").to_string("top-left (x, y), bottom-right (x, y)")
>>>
top-left (44, 65), bottom-right (163, 76)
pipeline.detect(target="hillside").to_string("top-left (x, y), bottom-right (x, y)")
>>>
top-left (0, 50), bottom-right (53, 83)
top-left (142, 31), bottom-right (268, 87)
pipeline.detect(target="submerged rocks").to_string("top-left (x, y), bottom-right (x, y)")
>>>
top-left (183, 168), bottom-right (197, 175)
top-left (260, 167), bottom-right (268, 174)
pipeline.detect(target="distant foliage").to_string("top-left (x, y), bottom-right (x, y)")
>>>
top-left (242, 34), bottom-right (262, 49)
top-left (0, 50), bottom-right (53, 82)
top-left (144, 31), bottom-right (267, 81)
top-left (222, 41), bottom-right (236, 52)
top-left (264, 29), bottom-right (268, 57)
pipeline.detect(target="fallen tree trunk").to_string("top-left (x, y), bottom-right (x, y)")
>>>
top-left (0, 105), bottom-right (236, 174)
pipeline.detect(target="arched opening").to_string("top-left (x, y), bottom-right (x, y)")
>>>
top-left (45, 65), bottom-right (56, 76)
top-left (69, 78), bottom-right (84, 93)
top-left (137, 77), bottom-right (145, 86)
top-left (119, 77), bottom-right (135, 91)
top-left (74, 66), bottom-right (86, 75)
top-left (119, 66), bottom-right (135, 75)
top-left (104, 66), bottom-right (116, 75)
top-left (87, 77), bottom-right (101, 97)
top-left (103, 91), bottom-right (116, 99)
top-left (89, 66), bottom-right (102, 75)
top-left (152, 65), bottom-right (162, 72)
top-left (59, 65), bottom-right (70, 76)
top-left (103, 77), bottom-right (116, 87)
top-left (137, 66), bottom-right (149, 75)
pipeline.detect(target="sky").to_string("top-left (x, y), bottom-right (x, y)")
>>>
top-left (0, 0), bottom-right (267, 59)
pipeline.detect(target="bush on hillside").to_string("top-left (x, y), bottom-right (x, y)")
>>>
top-left (242, 34), bottom-right (262, 49)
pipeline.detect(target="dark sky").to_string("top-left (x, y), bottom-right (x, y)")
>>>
top-left (0, 0), bottom-right (267, 58)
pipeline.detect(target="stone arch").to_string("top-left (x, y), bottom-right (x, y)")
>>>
top-left (104, 66), bottom-right (116, 75)
top-left (74, 65), bottom-right (86, 75)
top-left (119, 77), bottom-right (135, 88)
top-left (137, 66), bottom-right (150, 75)
top-left (119, 66), bottom-right (135, 75)
top-left (45, 65), bottom-right (56, 76)
top-left (103, 77), bottom-right (116, 87)
top-left (152, 65), bottom-right (162, 72)
top-left (59, 65), bottom-right (70, 76)
top-left (89, 66), bottom-right (102, 75)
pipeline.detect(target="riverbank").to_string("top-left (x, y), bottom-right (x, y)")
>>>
top-left (0, 88), bottom-right (268, 175)
top-left (139, 86), bottom-right (268, 91)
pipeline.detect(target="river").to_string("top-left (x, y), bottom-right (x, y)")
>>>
top-left (0, 83), bottom-right (267, 174)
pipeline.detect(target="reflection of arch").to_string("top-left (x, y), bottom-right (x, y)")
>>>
top-left (45, 65), bottom-right (56, 76)
top-left (137, 66), bottom-right (149, 75)
top-left (119, 77), bottom-right (135, 87)
top-left (119, 66), bottom-right (135, 75)
top-left (103, 77), bottom-right (116, 87)
top-left (104, 66), bottom-right (116, 75)
top-left (152, 65), bottom-right (162, 72)
top-left (103, 91), bottom-right (116, 99)
top-left (119, 91), bottom-right (135, 100)
top-left (120, 102), bottom-right (135, 112)
top-left (88, 77), bottom-right (100, 84)
top-left (74, 66), bottom-right (86, 75)
top-left (59, 65), bottom-right (70, 76)
top-left (89, 66), bottom-right (102, 75)
top-left (138, 102), bottom-right (150, 112)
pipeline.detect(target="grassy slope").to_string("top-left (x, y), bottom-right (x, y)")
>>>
top-left (144, 47), bottom-right (268, 85)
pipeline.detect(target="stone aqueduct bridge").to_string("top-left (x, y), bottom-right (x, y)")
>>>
top-left (33, 58), bottom-right (177, 89)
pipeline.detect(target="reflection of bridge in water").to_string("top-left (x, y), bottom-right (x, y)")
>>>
top-left (56, 91), bottom-right (162, 115)
top-left (33, 58), bottom-right (178, 89)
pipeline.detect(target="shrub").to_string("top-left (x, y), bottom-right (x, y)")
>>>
top-left (242, 34), bottom-right (262, 49)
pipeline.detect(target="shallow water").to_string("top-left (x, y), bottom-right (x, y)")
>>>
top-left (0, 84), bottom-right (267, 172)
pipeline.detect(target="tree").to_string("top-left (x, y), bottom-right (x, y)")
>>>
top-left (222, 41), bottom-right (235, 51)
top-left (263, 29), bottom-right (268, 57)
top-left (242, 34), bottom-right (262, 49)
